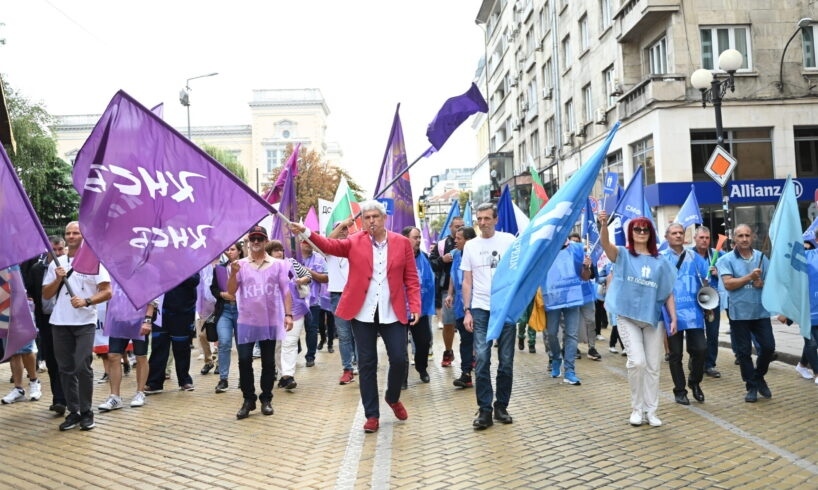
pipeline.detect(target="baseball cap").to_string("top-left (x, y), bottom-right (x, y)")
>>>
top-left (248, 225), bottom-right (268, 240)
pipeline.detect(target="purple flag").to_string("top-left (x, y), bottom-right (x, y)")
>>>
top-left (0, 144), bottom-right (51, 270)
top-left (0, 267), bottom-right (37, 362)
top-left (150, 103), bottom-right (164, 119)
top-left (421, 220), bottom-right (432, 254)
top-left (375, 104), bottom-right (415, 232)
top-left (426, 83), bottom-right (489, 151)
top-left (72, 91), bottom-right (272, 308)
top-left (262, 143), bottom-right (300, 205)
top-left (304, 206), bottom-right (319, 233)
top-left (71, 240), bottom-right (100, 275)
top-left (270, 145), bottom-right (302, 260)
top-left (104, 281), bottom-right (148, 341)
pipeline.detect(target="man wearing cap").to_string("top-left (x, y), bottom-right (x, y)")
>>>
top-left (288, 200), bottom-right (420, 434)
top-left (227, 225), bottom-right (293, 419)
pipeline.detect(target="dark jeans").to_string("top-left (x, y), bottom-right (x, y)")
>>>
top-left (147, 312), bottom-right (195, 389)
top-left (323, 309), bottom-right (336, 347)
top-left (667, 327), bottom-right (707, 395)
top-left (609, 325), bottom-right (623, 349)
top-left (704, 305), bottom-right (721, 369)
top-left (455, 317), bottom-right (474, 374)
top-left (407, 315), bottom-right (431, 375)
top-left (471, 308), bottom-right (515, 413)
top-left (306, 305), bottom-right (320, 361)
top-left (801, 324), bottom-right (818, 372)
top-left (51, 323), bottom-right (95, 414)
top-left (38, 316), bottom-right (65, 405)
top-left (351, 318), bottom-right (407, 419)
top-left (237, 340), bottom-right (276, 403)
top-left (594, 300), bottom-right (608, 334)
top-left (731, 317), bottom-right (776, 391)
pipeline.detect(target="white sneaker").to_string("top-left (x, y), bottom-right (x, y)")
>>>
top-left (796, 364), bottom-right (813, 380)
top-left (629, 409), bottom-right (643, 426)
top-left (609, 347), bottom-right (618, 353)
top-left (28, 379), bottom-right (42, 401)
top-left (646, 411), bottom-right (662, 427)
top-left (2, 387), bottom-right (25, 404)
top-left (98, 395), bottom-right (123, 411)
top-left (596, 335), bottom-right (606, 341)
top-left (130, 391), bottom-right (146, 407)
top-left (37, 360), bottom-right (47, 373)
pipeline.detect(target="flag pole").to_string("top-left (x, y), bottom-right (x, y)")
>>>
top-left (267, 204), bottom-right (326, 258)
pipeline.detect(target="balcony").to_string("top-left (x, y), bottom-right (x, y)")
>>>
top-left (614, 0), bottom-right (680, 43)
top-left (616, 75), bottom-right (687, 120)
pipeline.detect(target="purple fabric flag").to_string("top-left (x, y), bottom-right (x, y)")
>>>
top-left (0, 144), bottom-right (51, 270)
top-left (104, 281), bottom-right (147, 341)
top-left (426, 83), bottom-right (489, 151)
top-left (0, 267), bottom-right (38, 362)
top-left (71, 239), bottom-right (100, 275)
top-left (374, 104), bottom-right (415, 232)
top-left (150, 103), bottom-right (164, 119)
top-left (304, 206), bottom-right (319, 233)
top-left (270, 145), bottom-right (302, 260)
top-left (262, 143), bottom-right (301, 205)
top-left (421, 220), bottom-right (432, 254)
top-left (72, 90), bottom-right (272, 309)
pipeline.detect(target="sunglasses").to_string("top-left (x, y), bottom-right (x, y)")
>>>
top-left (248, 236), bottom-right (266, 243)
top-left (633, 226), bottom-right (651, 234)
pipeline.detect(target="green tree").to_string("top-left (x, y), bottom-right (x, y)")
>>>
top-left (199, 143), bottom-right (247, 182)
top-left (2, 80), bottom-right (79, 227)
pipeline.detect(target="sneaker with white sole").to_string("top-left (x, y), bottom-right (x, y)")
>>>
top-left (796, 364), bottom-right (814, 380)
top-left (646, 411), bottom-right (662, 427)
top-left (563, 371), bottom-right (581, 385)
top-left (98, 394), bottom-right (123, 411)
top-left (609, 347), bottom-right (618, 353)
top-left (130, 392), bottom-right (146, 407)
top-left (629, 409), bottom-right (643, 426)
top-left (2, 387), bottom-right (25, 404)
top-left (28, 379), bottom-right (42, 401)
top-left (96, 373), bottom-right (109, 384)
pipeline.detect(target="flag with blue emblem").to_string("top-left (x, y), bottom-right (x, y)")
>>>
top-left (676, 185), bottom-right (703, 230)
top-left (582, 197), bottom-right (601, 260)
top-left (610, 165), bottom-right (645, 224)
top-left (488, 122), bottom-right (621, 340)
top-left (762, 176), bottom-right (810, 338)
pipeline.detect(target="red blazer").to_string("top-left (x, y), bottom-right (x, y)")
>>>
top-left (307, 230), bottom-right (420, 323)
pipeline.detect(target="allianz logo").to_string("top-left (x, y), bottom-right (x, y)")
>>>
top-left (729, 180), bottom-right (803, 199)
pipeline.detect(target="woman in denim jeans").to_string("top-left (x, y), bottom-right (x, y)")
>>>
top-left (211, 241), bottom-right (244, 393)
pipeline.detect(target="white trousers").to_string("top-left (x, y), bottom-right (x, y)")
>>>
top-left (617, 315), bottom-right (664, 414)
top-left (278, 316), bottom-right (305, 377)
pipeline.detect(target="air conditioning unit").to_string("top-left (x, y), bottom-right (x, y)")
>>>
top-left (563, 130), bottom-right (573, 146)
top-left (513, 118), bottom-right (522, 131)
top-left (595, 107), bottom-right (607, 125)
top-left (545, 145), bottom-right (556, 157)
top-left (542, 87), bottom-right (553, 99)
top-left (520, 101), bottom-right (529, 111)
top-left (609, 79), bottom-right (624, 97)
top-left (575, 121), bottom-right (586, 137)
top-left (510, 76), bottom-right (519, 87)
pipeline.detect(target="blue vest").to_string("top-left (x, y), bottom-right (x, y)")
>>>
top-left (543, 242), bottom-right (586, 311)
top-left (716, 249), bottom-right (769, 320)
top-left (661, 249), bottom-right (708, 331)
top-left (604, 246), bottom-right (676, 326)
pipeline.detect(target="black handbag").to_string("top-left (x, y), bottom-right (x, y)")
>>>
top-left (203, 313), bottom-right (219, 342)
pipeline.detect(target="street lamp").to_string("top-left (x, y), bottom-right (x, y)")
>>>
top-left (691, 48), bottom-right (743, 248)
top-left (776, 17), bottom-right (814, 92)
top-left (179, 72), bottom-right (218, 139)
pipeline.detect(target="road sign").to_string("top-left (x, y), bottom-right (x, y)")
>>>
top-left (704, 146), bottom-right (737, 187)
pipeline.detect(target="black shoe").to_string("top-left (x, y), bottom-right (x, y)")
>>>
top-left (472, 410), bottom-right (493, 430)
top-left (757, 380), bottom-right (772, 398)
top-left (664, 353), bottom-right (670, 362)
top-left (453, 373), bottom-right (473, 388)
top-left (50, 403), bottom-right (67, 416)
top-left (200, 363), bottom-right (214, 375)
top-left (518, 338), bottom-right (524, 351)
top-left (745, 389), bottom-right (758, 403)
top-left (59, 412), bottom-right (82, 431)
top-left (317, 339), bottom-right (325, 351)
top-left (690, 383), bottom-right (705, 402)
top-left (493, 406), bottom-right (513, 424)
top-left (306, 359), bottom-right (315, 367)
top-left (236, 400), bottom-right (257, 419)
top-left (279, 376), bottom-right (297, 390)
top-left (528, 344), bottom-right (536, 354)
top-left (675, 393), bottom-right (690, 405)
top-left (705, 367), bottom-right (721, 378)
top-left (215, 379), bottom-right (228, 393)
top-left (587, 348), bottom-right (602, 361)
top-left (261, 401), bottom-right (274, 416)
top-left (734, 358), bottom-right (740, 365)
top-left (419, 371), bottom-right (430, 383)
top-left (79, 411), bottom-right (95, 431)
top-left (327, 345), bottom-right (335, 353)
top-left (401, 381), bottom-right (408, 390)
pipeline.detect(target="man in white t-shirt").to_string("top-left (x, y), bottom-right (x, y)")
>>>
top-left (42, 222), bottom-right (111, 432)
top-left (460, 202), bottom-right (516, 430)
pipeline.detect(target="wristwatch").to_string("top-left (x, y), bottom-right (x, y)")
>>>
top-left (464, 307), bottom-right (471, 314)
top-left (84, 298), bottom-right (92, 307)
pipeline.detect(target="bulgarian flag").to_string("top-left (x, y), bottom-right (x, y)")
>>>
top-left (529, 164), bottom-right (549, 218)
top-left (325, 176), bottom-right (361, 235)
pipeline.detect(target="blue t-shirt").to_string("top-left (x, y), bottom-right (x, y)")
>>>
top-left (604, 246), bottom-right (676, 326)
top-left (805, 249), bottom-right (818, 325)
top-left (543, 242), bottom-right (586, 311)
top-left (661, 248), bottom-right (708, 331)
top-left (716, 249), bottom-right (769, 320)
top-left (451, 250), bottom-right (465, 319)
top-left (415, 251), bottom-right (436, 317)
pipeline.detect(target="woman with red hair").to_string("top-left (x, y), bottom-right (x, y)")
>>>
top-left (597, 210), bottom-right (677, 428)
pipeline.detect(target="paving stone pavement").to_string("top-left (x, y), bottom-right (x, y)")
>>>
top-left (1, 318), bottom-right (817, 489)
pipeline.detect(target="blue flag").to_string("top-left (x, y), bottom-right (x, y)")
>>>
top-left (582, 198), bottom-right (601, 260)
top-left (676, 185), bottom-right (703, 229)
top-left (603, 172), bottom-right (618, 195)
top-left (439, 199), bottom-right (461, 239)
top-left (610, 165), bottom-right (645, 224)
top-left (496, 185), bottom-right (518, 236)
top-left (488, 122), bottom-right (621, 340)
top-left (762, 176), bottom-right (811, 338)
top-left (463, 201), bottom-right (473, 227)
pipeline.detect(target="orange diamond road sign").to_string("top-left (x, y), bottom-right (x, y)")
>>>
top-left (704, 146), bottom-right (737, 187)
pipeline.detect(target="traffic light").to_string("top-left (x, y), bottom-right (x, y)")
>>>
top-left (417, 201), bottom-right (426, 219)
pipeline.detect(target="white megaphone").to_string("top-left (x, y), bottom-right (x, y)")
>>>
top-left (697, 286), bottom-right (719, 310)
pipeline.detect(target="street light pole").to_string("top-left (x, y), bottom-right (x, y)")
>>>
top-left (179, 72), bottom-right (218, 139)
top-left (691, 49), bottom-right (743, 250)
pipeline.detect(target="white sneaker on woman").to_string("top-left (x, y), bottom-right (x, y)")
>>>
top-left (629, 409), bottom-right (643, 426)
top-left (646, 411), bottom-right (662, 427)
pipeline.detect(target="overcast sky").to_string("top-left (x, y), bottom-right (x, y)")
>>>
top-left (0, 0), bottom-right (485, 196)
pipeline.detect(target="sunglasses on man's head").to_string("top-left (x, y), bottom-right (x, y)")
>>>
top-left (632, 226), bottom-right (651, 234)
top-left (248, 236), bottom-right (266, 243)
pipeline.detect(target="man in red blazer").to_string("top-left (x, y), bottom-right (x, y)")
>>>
top-left (289, 200), bottom-right (420, 434)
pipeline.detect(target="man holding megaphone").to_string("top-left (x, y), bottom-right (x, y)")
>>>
top-left (661, 223), bottom-right (710, 406)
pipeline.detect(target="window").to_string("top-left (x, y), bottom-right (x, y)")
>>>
top-left (804, 25), bottom-right (817, 68)
top-left (562, 35), bottom-right (572, 70)
top-left (531, 129), bottom-right (541, 162)
top-left (582, 84), bottom-right (593, 123)
top-left (543, 162), bottom-right (560, 197)
top-left (648, 37), bottom-right (668, 75)
top-left (603, 65), bottom-right (616, 106)
top-left (631, 136), bottom-right (655, 185)
top-left (266, 148), bottom-right (283, 173)
top-left (565, 99), bottom-right (575, 135)
top-left (540, 1), bottom-right (551, 37)
top-left (690, 128), bottom-right (773, 181)
top-left (545, 117), bottom-right (555, 150)
top-left (605, 151), bottom-right (624, 187)
top-left (543, 58), bottom-right (554, 91)
top-left (579, 15), bottom-right (590, 52)
top-left (526, 80), bottom-right (538, 120)
top-left (526, 27), bottom-right (536, 56)
top-left (795, 127), bottom-right (818, 177)
top-left (600, 0), bottom-right (613, 30)
top-left (700, 26), bottom-right (752, 71)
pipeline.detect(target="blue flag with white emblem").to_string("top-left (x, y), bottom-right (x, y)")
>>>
top-left (676, 185), bottom-right (703, 230)
top-left (610, 165), bottom-right (645, 224)
top-left (487, 122), bottom-right (621, 340)
top-left (762, 176), bottom-right (810, 338)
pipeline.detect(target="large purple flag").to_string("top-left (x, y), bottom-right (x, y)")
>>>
top-left (262, 143), bottom-right (300, 205)
top-left (270, 145), bottom-right (302, 260)
top-left (72, 91), bottom-right (272, 308)
top-left (426, 83), bottom-right (489, 151)
top-left (104, 281), bottom-right (147, 341)
top-left (0, 266), bottom-right (37, 362)
top-left (0, 144), bottom-right (51, 270)
top-left (375, 104), bottom-right (415, 232)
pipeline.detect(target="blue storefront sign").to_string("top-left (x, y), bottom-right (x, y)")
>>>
top-left (645, 178), bottom-right (818, 207)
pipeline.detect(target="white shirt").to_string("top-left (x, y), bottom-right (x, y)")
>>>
top-left (460, 231), bottom-right (516, 311)
top-left (44, 256), bottom-right (111, 326)
top-left (355, 236), bottom-right (398, 324)
top-left (326, 255), bottom-right (349, 293)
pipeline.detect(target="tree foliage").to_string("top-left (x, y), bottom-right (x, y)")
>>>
top-left (199, 143), bottom-right (247, 182)
top-left (263, 144), bottom-right (365, 220)
top-left (2, 80), bottom-right (79, 227)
